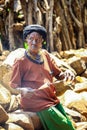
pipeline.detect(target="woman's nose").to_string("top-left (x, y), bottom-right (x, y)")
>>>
top-left (32, 40), bottom-right (37, 45)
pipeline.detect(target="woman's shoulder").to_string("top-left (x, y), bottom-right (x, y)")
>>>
top-left (41, 49), bottom-right (50, 56)
top-left (13, 51), bottom-right (27, 65)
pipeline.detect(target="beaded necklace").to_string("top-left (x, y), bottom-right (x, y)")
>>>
top-left (25, 50), bottom-right (44, 64)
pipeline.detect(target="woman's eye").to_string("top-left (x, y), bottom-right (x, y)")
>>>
top-left (29, 37), bottom-right (33, 41)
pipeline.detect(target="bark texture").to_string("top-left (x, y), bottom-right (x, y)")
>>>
top-left (0, 0), bottom-right (87, 52)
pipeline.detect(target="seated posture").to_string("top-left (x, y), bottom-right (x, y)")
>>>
top-left (10, 24), bottom-right (76, 130)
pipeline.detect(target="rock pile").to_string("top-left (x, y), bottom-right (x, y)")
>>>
top-left (0, 48), bottom-right (87, 130)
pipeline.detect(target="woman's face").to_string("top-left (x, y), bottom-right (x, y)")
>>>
top-left (26, 32), bottom-right (43, 55)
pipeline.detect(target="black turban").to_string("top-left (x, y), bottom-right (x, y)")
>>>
top-left (23, 24), bottom-right (47, 41)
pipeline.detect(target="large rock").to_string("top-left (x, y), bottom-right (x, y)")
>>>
top-left (60, 48), bottom-right (87, 64)
top-left (50, 53), bottom-right (76, 74)
top-left (7, 95), bottom-right (20, 112)
top-left (67, 56), bottom-right (86, 75)
top-left (8, 109), bottom-right (43, 130)
top-left (0, 126), bottom-right (5, 130)
top-left (0, 84), bottom-right (11, 109)
top-left (1, 72), bottom-right (20, 95)
top-left (53, 80), bottom-right (74, 96)
top-left (59, 90), bottom-right (82, 106)
top-left (60, 49), bottom-right (75, 59)
top-left (0, 48), bottom-right (26, 95)
top-left (76, 122), bottom-right (87, 130)
top-left (7, 113), bottom-right (34, 130)
top-left (2, 48), bottom-right (25, 66)
top-left (12, 110), bottom-right (43, 130)
top-left (68, 99), bottom-right (87, 119)
top-left (0, 64), bottom-right (11, 82)
top-left (74, 82), bottom-right (87, 93)
top-left (61, 90), bottom-right (87, 119)
top-left (0, 105), bottom-right (9, 124)
top-left (81, 69), bottom-right (87, 78)
top-left (64, 106), bottom-right (86, 122)
top-left (28, 112), bottom-right (43, 130)
top-left (4, 122), bottom-right (24, 130)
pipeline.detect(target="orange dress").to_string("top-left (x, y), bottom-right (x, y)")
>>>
top-left (10, 49), bottom-right (61, 112)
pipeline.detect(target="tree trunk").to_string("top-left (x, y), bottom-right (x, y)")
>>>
top-left (54, 0), bottom-right (69, 50)
top-left (0, 0), bottom-right (86, 51)
top-left (8, 1), bottom-right (15, 51)
top-left (53, 17), bottom-right (62, 53)
top-left (21, 0), bottom-right (28, 25)
top-left (84, 5), bottom-right (87, 44)
top-left (0, 16), bottom-right (9, 50)
top-left (69, 0), bottom-right (85, 48)
top-left (27, 0), bottom-right (33, 25)
top-left (61, 0), bottom-right (76, 49)
top-left (48, 0), bottom-right (54, 52)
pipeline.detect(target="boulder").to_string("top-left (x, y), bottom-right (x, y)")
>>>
top-left (0, 105), bottom-right (9, 124)
top-left (67, 56), bottom-right (86, 75)
top-left (64, 106), bottom-right (86, 122)
top-left (53, 80), bottom-right (74, 96)
top-left (0, 64), bottom-right (11, 82)
top-left (7, 95), bottom-right (21, 112)
top-left (0, 126), bottom-right (5, 130)
top-left (12, 110), bottom-right (43, 130)
top-left (2, 48), bottom-right (25, 67)
top-left (74, 82), bottom-right (87, 93)
top-left (81, 69), bottom-right (87, 78)
top-left (0, 84), bottom-right (11, 109)
top-left (7, 113), bottom-right (34, 130)
top-left (4, 122), bottom-right (24, 130)
top-left (60, 48), bottom-right (87, 65)
top-left (60, 90), bottom-right (82, 106)
top-left (68, 99), bottom-right (87, 118)
top-left (76, 122), bottom-right (87, 130)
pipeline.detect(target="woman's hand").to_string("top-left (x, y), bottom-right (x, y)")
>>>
top-left (58, 70), bottom-right (75, 82)
top-left (53, 70), bottom-right (75, 91)
top-left (17, 87), bottom-right (36, 98)
top-left (63, 70), bottom-right (75, 82)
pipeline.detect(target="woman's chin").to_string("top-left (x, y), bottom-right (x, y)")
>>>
top-left (30, 49), bottom-right (39, 54)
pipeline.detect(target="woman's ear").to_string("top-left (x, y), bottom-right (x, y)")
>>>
top-left (25, 38), bottom-right (28, 43)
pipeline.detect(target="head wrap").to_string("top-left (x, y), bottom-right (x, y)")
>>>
top-left (23, 24), bottom-right (47, 41)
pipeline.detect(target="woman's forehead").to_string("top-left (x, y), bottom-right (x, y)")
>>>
top-left (27, 32), bottom-right (42, 38)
